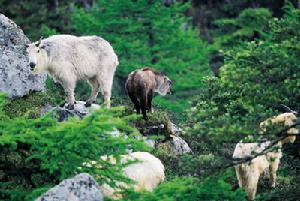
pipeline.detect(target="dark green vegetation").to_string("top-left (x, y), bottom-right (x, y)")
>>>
top-left (0, 93), bottom-right (147, 200)
top-left (71, 0), bottom-right (210, 115)
top-left (1, 1), bottom-right (300, 201)
top-left (183, 3), bottom-right (300, 200)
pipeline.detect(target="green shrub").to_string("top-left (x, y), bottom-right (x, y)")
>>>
top-left (185, 3), bottom-right (300, 153)
top-left (0, 94), bottom-right (148, 200)
top-left (3, 76), bottom-right (68, 119)
top-left (182, 3), bottom-right (300, 198)
top-left (3, 92), bottom-right (50, 118)
top-left (213, 8), bottom-right (272, 48)
top-left (71, 0), bottom-right (210, 114)
top-left (117, 171), bottom-right (246, 201)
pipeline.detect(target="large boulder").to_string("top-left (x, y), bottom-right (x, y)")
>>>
top-left (35, 173), bottom-right (103, 201)
top-left (0, 14), bottom-right (46, 98)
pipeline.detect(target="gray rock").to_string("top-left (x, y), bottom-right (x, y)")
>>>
top-left (0, 14), bottom-right (46, 98)
top-left (41, 101), bottom-right (101, 121)
top-left (168, 122), bottom-right (182, 137)
top-left (170, 135), bottom-right (192, 155)
top-left (145, 120), bottom-right (192, 155)
top-left (165, 121), bottom-right (192, 155)
top-left (35, 173), bottom-right (103, 201)
top-left (145, 139), bottom-right (156, 148)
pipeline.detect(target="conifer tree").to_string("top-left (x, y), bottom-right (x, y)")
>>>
top-left (72, 0), bottom-right (210, 113)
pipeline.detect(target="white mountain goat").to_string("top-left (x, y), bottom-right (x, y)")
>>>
top-left (89, 152), bottom-right (165, 199)
top-left (26, 35), bottom-right (119, 109)
top-left (233, 113), bottom-right (299, 200)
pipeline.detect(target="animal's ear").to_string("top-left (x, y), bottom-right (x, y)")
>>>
top-left (164, 76), bottom-right (172, 84)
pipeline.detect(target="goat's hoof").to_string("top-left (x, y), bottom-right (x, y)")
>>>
top-left (66, 104), bottom-right (74, 110)
top-left (85, 102), bottom-right (92, 107)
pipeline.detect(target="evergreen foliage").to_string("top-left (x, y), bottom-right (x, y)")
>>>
top-left (185, 2), bottom-right (300, 150)
top-left (72, 0), bottom-right (210, 114)
top-left (213, 8), bottom-right (272, 47)
top-left (0, 94), bottom-right (147, 201)
top-left (1, 1), bottom-right (300, 201)
top-left (183, 3), bottom-right (300, 198)
top-left (0, 0), bottom-right (73, 40)
top-left (117, 172), bottom-right (246, 201)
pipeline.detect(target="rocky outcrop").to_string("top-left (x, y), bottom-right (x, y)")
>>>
top-left (143, 120), bottom-right (192, 155)
top-left (55, 101), bottom-right (101, 121)
top-left (153, 134), bottom-right (192, 156)
top-left (35, 173), bottom-right (103, 201)
top-left (0, 14), bottom-right (46, 98)
top-left (170, 135), bottom-right (192, 155)
top-left (43, 101), bottom-right (191, 155)
top-left (41, 101), bottom-right (101, 121)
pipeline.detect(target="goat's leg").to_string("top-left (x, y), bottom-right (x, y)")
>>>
top-left (62, 79), bottom-right (76, 110)
top-left (235, 166), bottom-right (245, 188)
top-left (147, 90), bottom-right (153, 113)
top-left (245, 170), bottom-right (260, 200)
top-left (140, 92), bottom-right (148, 120)
top-left (86, 77), bottom-right (100, 107)
top-left (128, 92), bottom-right (140, 114)
top-left (269, 160), bottom-right (280, 187)
top-left (99, 74), bottom-right (113, 108)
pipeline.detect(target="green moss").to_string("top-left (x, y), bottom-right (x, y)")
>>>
top-left (131, 110), bottom-right (171, 139)
top-left (2, 76), bottom-right (69, 119)
top-left (3, 92), bottom-right (51, 118)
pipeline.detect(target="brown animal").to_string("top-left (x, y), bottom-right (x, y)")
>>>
top-left (125, 68), bottom-right (172, 120)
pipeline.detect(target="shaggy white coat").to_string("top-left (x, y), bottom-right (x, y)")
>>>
top-left (233, 113), bottom-right (298, 200)
top-left (100, 152), bottom-right (165, 199)
top-left (27, 35), bottom-right (119, 108)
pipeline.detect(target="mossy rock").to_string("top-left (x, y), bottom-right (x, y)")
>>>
top-left (2, 77), bottom-right (66, 119)
top-left (3, 92), bottom-right (54, 118)
top-left (130, 110), bottom-right (174, 140)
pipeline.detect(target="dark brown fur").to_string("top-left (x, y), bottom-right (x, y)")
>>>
top-left (125, 68), bottom-right (169, 120)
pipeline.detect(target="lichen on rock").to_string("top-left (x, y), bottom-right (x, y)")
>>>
top-left (35, 173), bottom-right (103, 201)
top-left (0, 14), bottom-right (46, 98)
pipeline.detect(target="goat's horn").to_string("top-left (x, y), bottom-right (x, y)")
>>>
top-left (35, 36), bottom-right (43, 47)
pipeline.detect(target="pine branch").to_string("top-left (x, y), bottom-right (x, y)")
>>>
top-left (199, 119), bottom-right (300, 176)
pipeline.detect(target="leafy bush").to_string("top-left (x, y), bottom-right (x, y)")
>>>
top-left (117, 171), bottom-right (246, 201)
top-left (0, 94), bottom-right (147, 200)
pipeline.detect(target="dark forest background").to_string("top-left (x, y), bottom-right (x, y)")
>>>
top-left (1, 1), bottom-right (300, 200)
